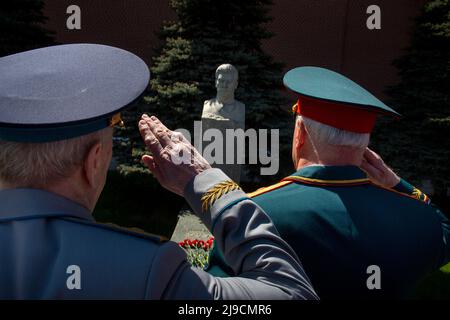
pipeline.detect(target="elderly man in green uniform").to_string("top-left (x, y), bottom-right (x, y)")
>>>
top-left (0, 45), bottom-right (318, 299)
top-left (207, 66), bottom-right (450, 299)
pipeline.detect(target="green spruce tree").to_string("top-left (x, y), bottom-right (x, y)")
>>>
top-left (0, 0), bottom-right (55, 57)
top-left (371, 0), bottom-right (450, 199)
top-left (120, 0), bottom-right (292, 182)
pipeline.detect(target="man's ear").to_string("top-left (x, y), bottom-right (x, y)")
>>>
top-left (83, 141), bottom-right (102, 188)
top-left (299, 121), bottom-right (307, 144)
top-left (294, 120), bottom-right (307, 151)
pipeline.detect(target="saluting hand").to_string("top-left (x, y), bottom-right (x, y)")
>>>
top-left (360, 148), bottom-right (400, 188)
top-left (138, 114), bottom-right (211, 196)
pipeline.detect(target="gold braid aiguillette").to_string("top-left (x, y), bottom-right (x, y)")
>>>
top-left (201, 180), bottom-right (242, 213)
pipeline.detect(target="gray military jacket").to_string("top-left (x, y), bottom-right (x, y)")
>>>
top-left (0, 168), bottom-right (318, 299)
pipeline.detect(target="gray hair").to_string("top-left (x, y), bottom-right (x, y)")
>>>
top-left (298, 116), bottom-right (370, 148)
top-left (0, 129), bottom-right (110, 188)
top-left (215, 64), bottom-right (238, 81)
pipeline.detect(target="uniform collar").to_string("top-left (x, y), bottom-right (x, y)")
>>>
top-left (0, 188), bottom-right (94, 222)
top-left (282, 165), bottom-right (370, 186)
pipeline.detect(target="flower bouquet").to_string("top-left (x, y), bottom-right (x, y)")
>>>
top-left (178, 237), bottom-right (215, 269)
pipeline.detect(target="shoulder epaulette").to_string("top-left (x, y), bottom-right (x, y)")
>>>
top-left (370, 182), bottom-right (431, 205)
top-left (247, 180), bottom-right (293, 198)
top-left (388, 179), bottom-right (431, 205)
top-left (61, 217), bottom-right (167, 243)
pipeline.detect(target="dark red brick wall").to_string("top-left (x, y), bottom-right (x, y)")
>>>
top-left (43, 0), bottom-right (427, 98)
top-left (43, 0), bottom-right (175, 63)
top-left (264, 0), bottom-right (427, 98)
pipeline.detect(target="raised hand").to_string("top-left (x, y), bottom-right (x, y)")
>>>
top-left (138, 114), bottom-right (211, 196)
top-left (360, 147), bottom-right (400, 188)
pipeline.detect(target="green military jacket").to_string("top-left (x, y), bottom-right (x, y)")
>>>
top-left (207, 165), bottom-right (450, 299)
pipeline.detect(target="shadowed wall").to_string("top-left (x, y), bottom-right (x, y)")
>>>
top-left (43, 0), bottom-right (427, 98)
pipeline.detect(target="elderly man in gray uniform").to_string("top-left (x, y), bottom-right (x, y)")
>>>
top-left (0, 44), bottom-right (317, 300)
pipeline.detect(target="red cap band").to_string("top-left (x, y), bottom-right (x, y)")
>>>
top-left (293, 96), bottom-right (377, 133)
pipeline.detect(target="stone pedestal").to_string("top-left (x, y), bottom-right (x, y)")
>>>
top-left (201, 117), bottom-right (244, 183)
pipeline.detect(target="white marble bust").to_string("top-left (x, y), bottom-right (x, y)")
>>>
top-left (202, 64), bottom-right (245, 128)
top-left (201, 64), bottom-right (245, 182)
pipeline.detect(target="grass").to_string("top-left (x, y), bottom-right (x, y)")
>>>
top-left (412, 263), bottom-right (450, 299)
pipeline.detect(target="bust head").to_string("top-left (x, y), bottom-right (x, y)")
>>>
top-left (215, 64), bottom-right (238, 103)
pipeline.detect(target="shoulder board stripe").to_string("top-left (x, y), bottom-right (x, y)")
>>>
top-left (370, 182), bottom-right (431, 204)
top-left (247, 180), bottom-right (293, 198)
top-left (283, 176), bottom-right (370, 186)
